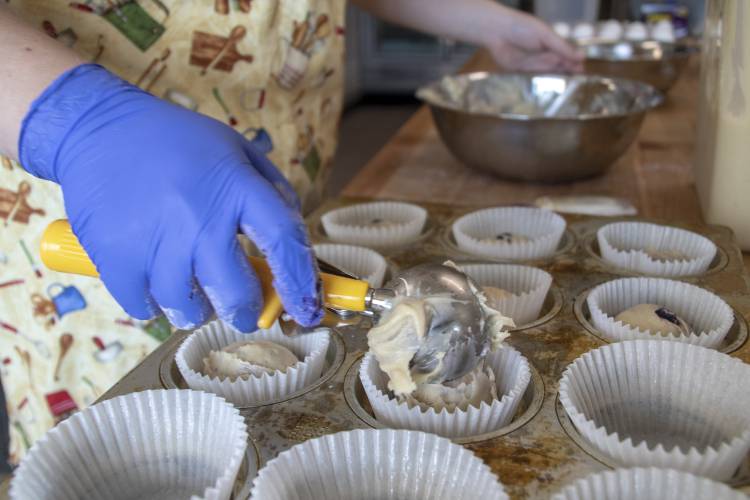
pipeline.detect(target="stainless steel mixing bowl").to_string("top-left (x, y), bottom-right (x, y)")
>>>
top-left (584, 40), bottom-right (694, 93)
top-left (417, 73), bottom-right (663, 182)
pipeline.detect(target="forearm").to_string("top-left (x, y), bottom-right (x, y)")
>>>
top-left (0, 6), bottom-right (83, 160)
top-left (351, 0), bottom-right (514, 47)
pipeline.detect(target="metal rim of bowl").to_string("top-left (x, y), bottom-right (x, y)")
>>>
top-left (417, 72), bottom-right (664, 122)
top-left (572, 284), bottom-right (748, 355)
top-left (158, 329), bottom-right (347, 409)
top-left (342, 353), bottom-right (546, 445)
top-left (582, 40), bottom-right (696, 63)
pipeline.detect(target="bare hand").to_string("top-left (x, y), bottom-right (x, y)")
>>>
top-left (485, 11), bottom-right (584, 73)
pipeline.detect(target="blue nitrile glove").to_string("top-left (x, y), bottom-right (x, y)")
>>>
top-left (19, 64), bottom-right (323, 332)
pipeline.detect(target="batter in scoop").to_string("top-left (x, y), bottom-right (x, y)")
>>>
top-left (368, 262), bottom-right (514, 396)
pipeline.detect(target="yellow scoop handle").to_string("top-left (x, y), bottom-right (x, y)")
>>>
top-left (40, 220), bottom-right (369, 329)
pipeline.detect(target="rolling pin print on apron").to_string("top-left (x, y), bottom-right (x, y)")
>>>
top-left (1, 0), bottom-right (345, 464)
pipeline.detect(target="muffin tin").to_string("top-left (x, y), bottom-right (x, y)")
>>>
top-left (97, 198), bottom-right (750, 498)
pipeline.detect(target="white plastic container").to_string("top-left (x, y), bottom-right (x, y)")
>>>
top-left (695, 1), bottom-right (750, 249)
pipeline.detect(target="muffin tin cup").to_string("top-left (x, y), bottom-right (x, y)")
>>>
top-left (176, 320), bottom-right (330, 407)
top-left (559, 340), bottom-right (750, 481)
top-left (459, 263), bottom-right (553, 326)
top-left (551, 467), bottom-right (748, 500)
top-left (452, 207), bottom-right (566, 260)
top-left (250, 429), bottom-right (508, 500)
top-left (10, 389), bottom-right (247, 500)
top-left (597, 222), bottom-right (717, 277)
top-left (313, 243), bottom-right (388, 287)
top-left (320, 201), bottom-right (428, 248)
top-left (360, 347), bottom-right (531, 439)
top-left (586, 277), bottom-right (734, 348)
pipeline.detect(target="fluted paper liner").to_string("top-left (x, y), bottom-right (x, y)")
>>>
top-left (552, 467), bottom-right (748, 500)
top-left (10, 389), bottom-right (247, 500)
top-left (460, 263), bottom-right (553, 326)
top-left (321, 201), bottom-right (427, 248)
top-left (176, 320), bottom-right (330, 406)
top-left (597, 222), bottom-right (717, 277)
top-left (314, 243), bottom-right (388, 287)
top-left (559, 340), bottom-right (750, 480)
top-left (250, 429), bottom-right (508, 500)
top-left (586, 277), bottom-right (734, 348)
top-left (453, 207), bottom-right (566, 260)
top-left (360, 347), bottom-right (531, 439)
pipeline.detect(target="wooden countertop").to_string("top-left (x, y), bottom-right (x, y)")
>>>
top-left (343, 51), bottom-right (703, 223)
top-left (343, 50), bottom-right (750, 269)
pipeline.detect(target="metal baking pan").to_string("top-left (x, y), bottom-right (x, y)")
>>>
top-left (98, 198), bottom-right (750, 499)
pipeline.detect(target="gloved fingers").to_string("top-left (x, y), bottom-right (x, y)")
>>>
top-left (236, 168), bottom-right (323, 327)
top-left (194, 231), bottom-right (263, 333)
top-left (98, 262), bottom-right (159, 321)
top-left (242, 138), bottom-right (301, 211)
top-left (67, 211), bottom-right (159, 320)
top-left (149, 240), bottom-right (212, 330)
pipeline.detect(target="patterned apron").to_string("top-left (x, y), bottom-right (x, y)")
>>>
top-left (1, 0), bottom-right (345, 464)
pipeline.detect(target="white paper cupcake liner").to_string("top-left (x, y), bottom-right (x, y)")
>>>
top-left (597, 222), bottom-right (718, 277)
top-left (314, 243), bottom-right (388, 287)
top-left (360, 347), bottom-right (531, 439)
top-left (250, 429), bottom-right (508, 500)
top-left (460, 263), bottom-right (553, 326)
top-left (321, 201), bottom-right (427, 248)
top-left (552, 467), bottom-right (748, 500)
top-left (452, 207), bottom-right (566, 260)
top-left (559, 340), bottom-right (750, 481)
top-left (10, 389), bottom-right (247, 500)
top-left (586, 277), bottom-right (734, 348)
top-left (176, 320), bottom-right (330, 407)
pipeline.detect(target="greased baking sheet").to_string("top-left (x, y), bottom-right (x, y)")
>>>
top-left (97, 198), bottom-right (750, 499)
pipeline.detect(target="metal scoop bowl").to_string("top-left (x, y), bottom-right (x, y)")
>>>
top-left (41, 220), bottom-right (490, 384)
top-left (383, 262), bottom-right (489, 384)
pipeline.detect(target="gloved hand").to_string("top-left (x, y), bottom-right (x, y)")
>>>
top-left (19, 64), bottom-right (323, 332)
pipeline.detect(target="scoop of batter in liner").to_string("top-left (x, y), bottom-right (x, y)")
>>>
top-left (401, 362), bottom-right (498, 412)
top-left (614, 303), bottom-right (691, 336)
top-left (203, 340), bottom-right (299, 381)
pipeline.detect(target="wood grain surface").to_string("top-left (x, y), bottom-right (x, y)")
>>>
top-left (344, 51), bottom-right (750, 268)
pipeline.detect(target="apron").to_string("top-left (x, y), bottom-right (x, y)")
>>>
top-left (1, 0), bottom-right (346, 464)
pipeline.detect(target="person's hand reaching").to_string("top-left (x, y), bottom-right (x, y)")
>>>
top-left (19, 64), bottom-right (323, 332)
top-left (484, 9), bottom-right (583, 73)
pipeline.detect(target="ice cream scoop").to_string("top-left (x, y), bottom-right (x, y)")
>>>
top-left (40, 220), bottom-right (499, 384)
